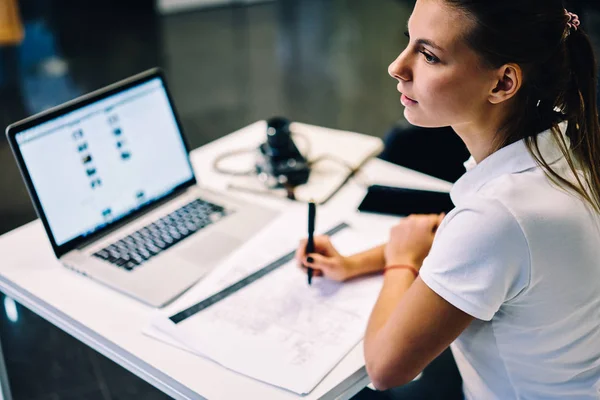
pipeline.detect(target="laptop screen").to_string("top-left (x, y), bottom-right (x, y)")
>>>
top-left (14, 77), bottom-right (194, 246)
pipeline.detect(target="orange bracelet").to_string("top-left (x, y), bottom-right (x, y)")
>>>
top-left (383, 265), bottom-right (419, 279)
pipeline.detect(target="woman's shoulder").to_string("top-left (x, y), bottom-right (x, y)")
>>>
top-left (472, 165), bottom-right (596, 234)
top-left (442, 195), bottom-right (525, 240)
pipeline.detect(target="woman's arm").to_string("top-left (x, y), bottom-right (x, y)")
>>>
top-left (344, 244), bottom-right (386, 279)
top-left (364, 274), bottom-right (473, 389)
top-left (363, 215), bottom-right (474, 390)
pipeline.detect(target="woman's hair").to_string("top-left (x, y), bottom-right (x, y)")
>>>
top-left (444, 0), bottom-right (600, 212)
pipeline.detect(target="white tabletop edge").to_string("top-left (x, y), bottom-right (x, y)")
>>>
top-left (334, 373), bottom-right (372, 400)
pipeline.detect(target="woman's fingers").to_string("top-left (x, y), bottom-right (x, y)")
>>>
top-left (295, 235), bottom-right (343, 281)
top-left (304, 253), bottom-right (341, 277)
top-left (410, 213), bottom-right (445, 234)
top-left (311, 236), bottom-right (338, 256)
top-left (296, 235), bottom-right (337, 264)
top-left (432, 212), bottom-right (446, 233)
top-left (305, 253), bottom-right (332, 267)
top-left (295, 238), bottom-right (308, 265)
top-left (300, 265), bottom-right (323, 277)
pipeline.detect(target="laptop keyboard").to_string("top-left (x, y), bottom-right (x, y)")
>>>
top-left (93, 198), bottom-right (228, 271)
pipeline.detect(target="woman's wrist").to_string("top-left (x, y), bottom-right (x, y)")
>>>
top-left (383, 264), bottom-right (419, 279)
top-left (343, 250), bottom-right (385, 280)
top-left (341, 255), bottom-right (363, 280)
top-left (385, 255), bottom-right (422, 271)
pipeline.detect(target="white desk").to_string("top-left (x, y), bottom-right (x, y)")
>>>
top-left (156, 0), bottom-right (273, 14)
top-left (0, 124), bottom-right (452, 399)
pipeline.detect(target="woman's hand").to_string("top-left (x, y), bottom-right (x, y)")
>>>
top-left (295, 235), bottom-right (354, 281)
top-left (384, 213), bottom-right (445, 270)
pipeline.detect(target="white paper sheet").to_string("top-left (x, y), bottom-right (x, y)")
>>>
top-left (146, 209), bottom-right (390, 394)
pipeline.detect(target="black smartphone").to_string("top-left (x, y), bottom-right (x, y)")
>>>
top-left (357, 185), bottom-right (454, 217)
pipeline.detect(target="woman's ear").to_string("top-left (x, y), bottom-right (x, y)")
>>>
top-left (489, 64), bottom-right (522, 105)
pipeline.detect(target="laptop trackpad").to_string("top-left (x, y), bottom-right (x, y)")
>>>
top-left (175, 231), bottom-right (242, 267)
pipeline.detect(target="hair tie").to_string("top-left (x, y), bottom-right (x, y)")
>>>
top-left (565, 9), bottom-right (581, 32)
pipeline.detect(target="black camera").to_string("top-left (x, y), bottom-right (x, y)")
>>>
top-left (256, 117), bottom-right (311, 188)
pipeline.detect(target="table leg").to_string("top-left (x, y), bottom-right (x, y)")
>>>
top-left (0, 333), bottom-right (13, 400)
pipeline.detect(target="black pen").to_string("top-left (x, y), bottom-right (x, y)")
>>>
top-left (306, 201), bottom-right (316, 285)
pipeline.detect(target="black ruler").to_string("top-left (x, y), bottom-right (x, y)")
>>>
top-left (169, 222), bottom-right (350, 324)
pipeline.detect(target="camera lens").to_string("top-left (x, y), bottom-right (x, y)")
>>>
top-left (266, 117), bottom-right (291, 149)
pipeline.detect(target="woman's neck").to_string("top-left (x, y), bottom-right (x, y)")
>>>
top-left (451, 103), bottom-right (512, 164)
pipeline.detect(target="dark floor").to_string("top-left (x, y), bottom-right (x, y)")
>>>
top-left (1, 1), bottom-right (600, 399)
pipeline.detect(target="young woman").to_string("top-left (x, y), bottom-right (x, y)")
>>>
top-left (296, 0), bottom-right (600, 398)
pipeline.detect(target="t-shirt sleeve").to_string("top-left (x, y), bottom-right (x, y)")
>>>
top-left (419, 198), bottom-right (531, 321)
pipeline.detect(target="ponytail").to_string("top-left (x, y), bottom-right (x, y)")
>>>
top-left (526, 25), bottom-right (600, 214)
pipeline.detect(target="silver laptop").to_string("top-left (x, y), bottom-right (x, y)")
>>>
top-left (6, 68), bottom-right (278, 307)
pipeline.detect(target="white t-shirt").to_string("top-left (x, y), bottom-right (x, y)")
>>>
top-left (419, 122), bottom-right (600, 399)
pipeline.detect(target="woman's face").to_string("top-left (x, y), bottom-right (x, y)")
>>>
top-left (389, 0), bottom-right (496, 128)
